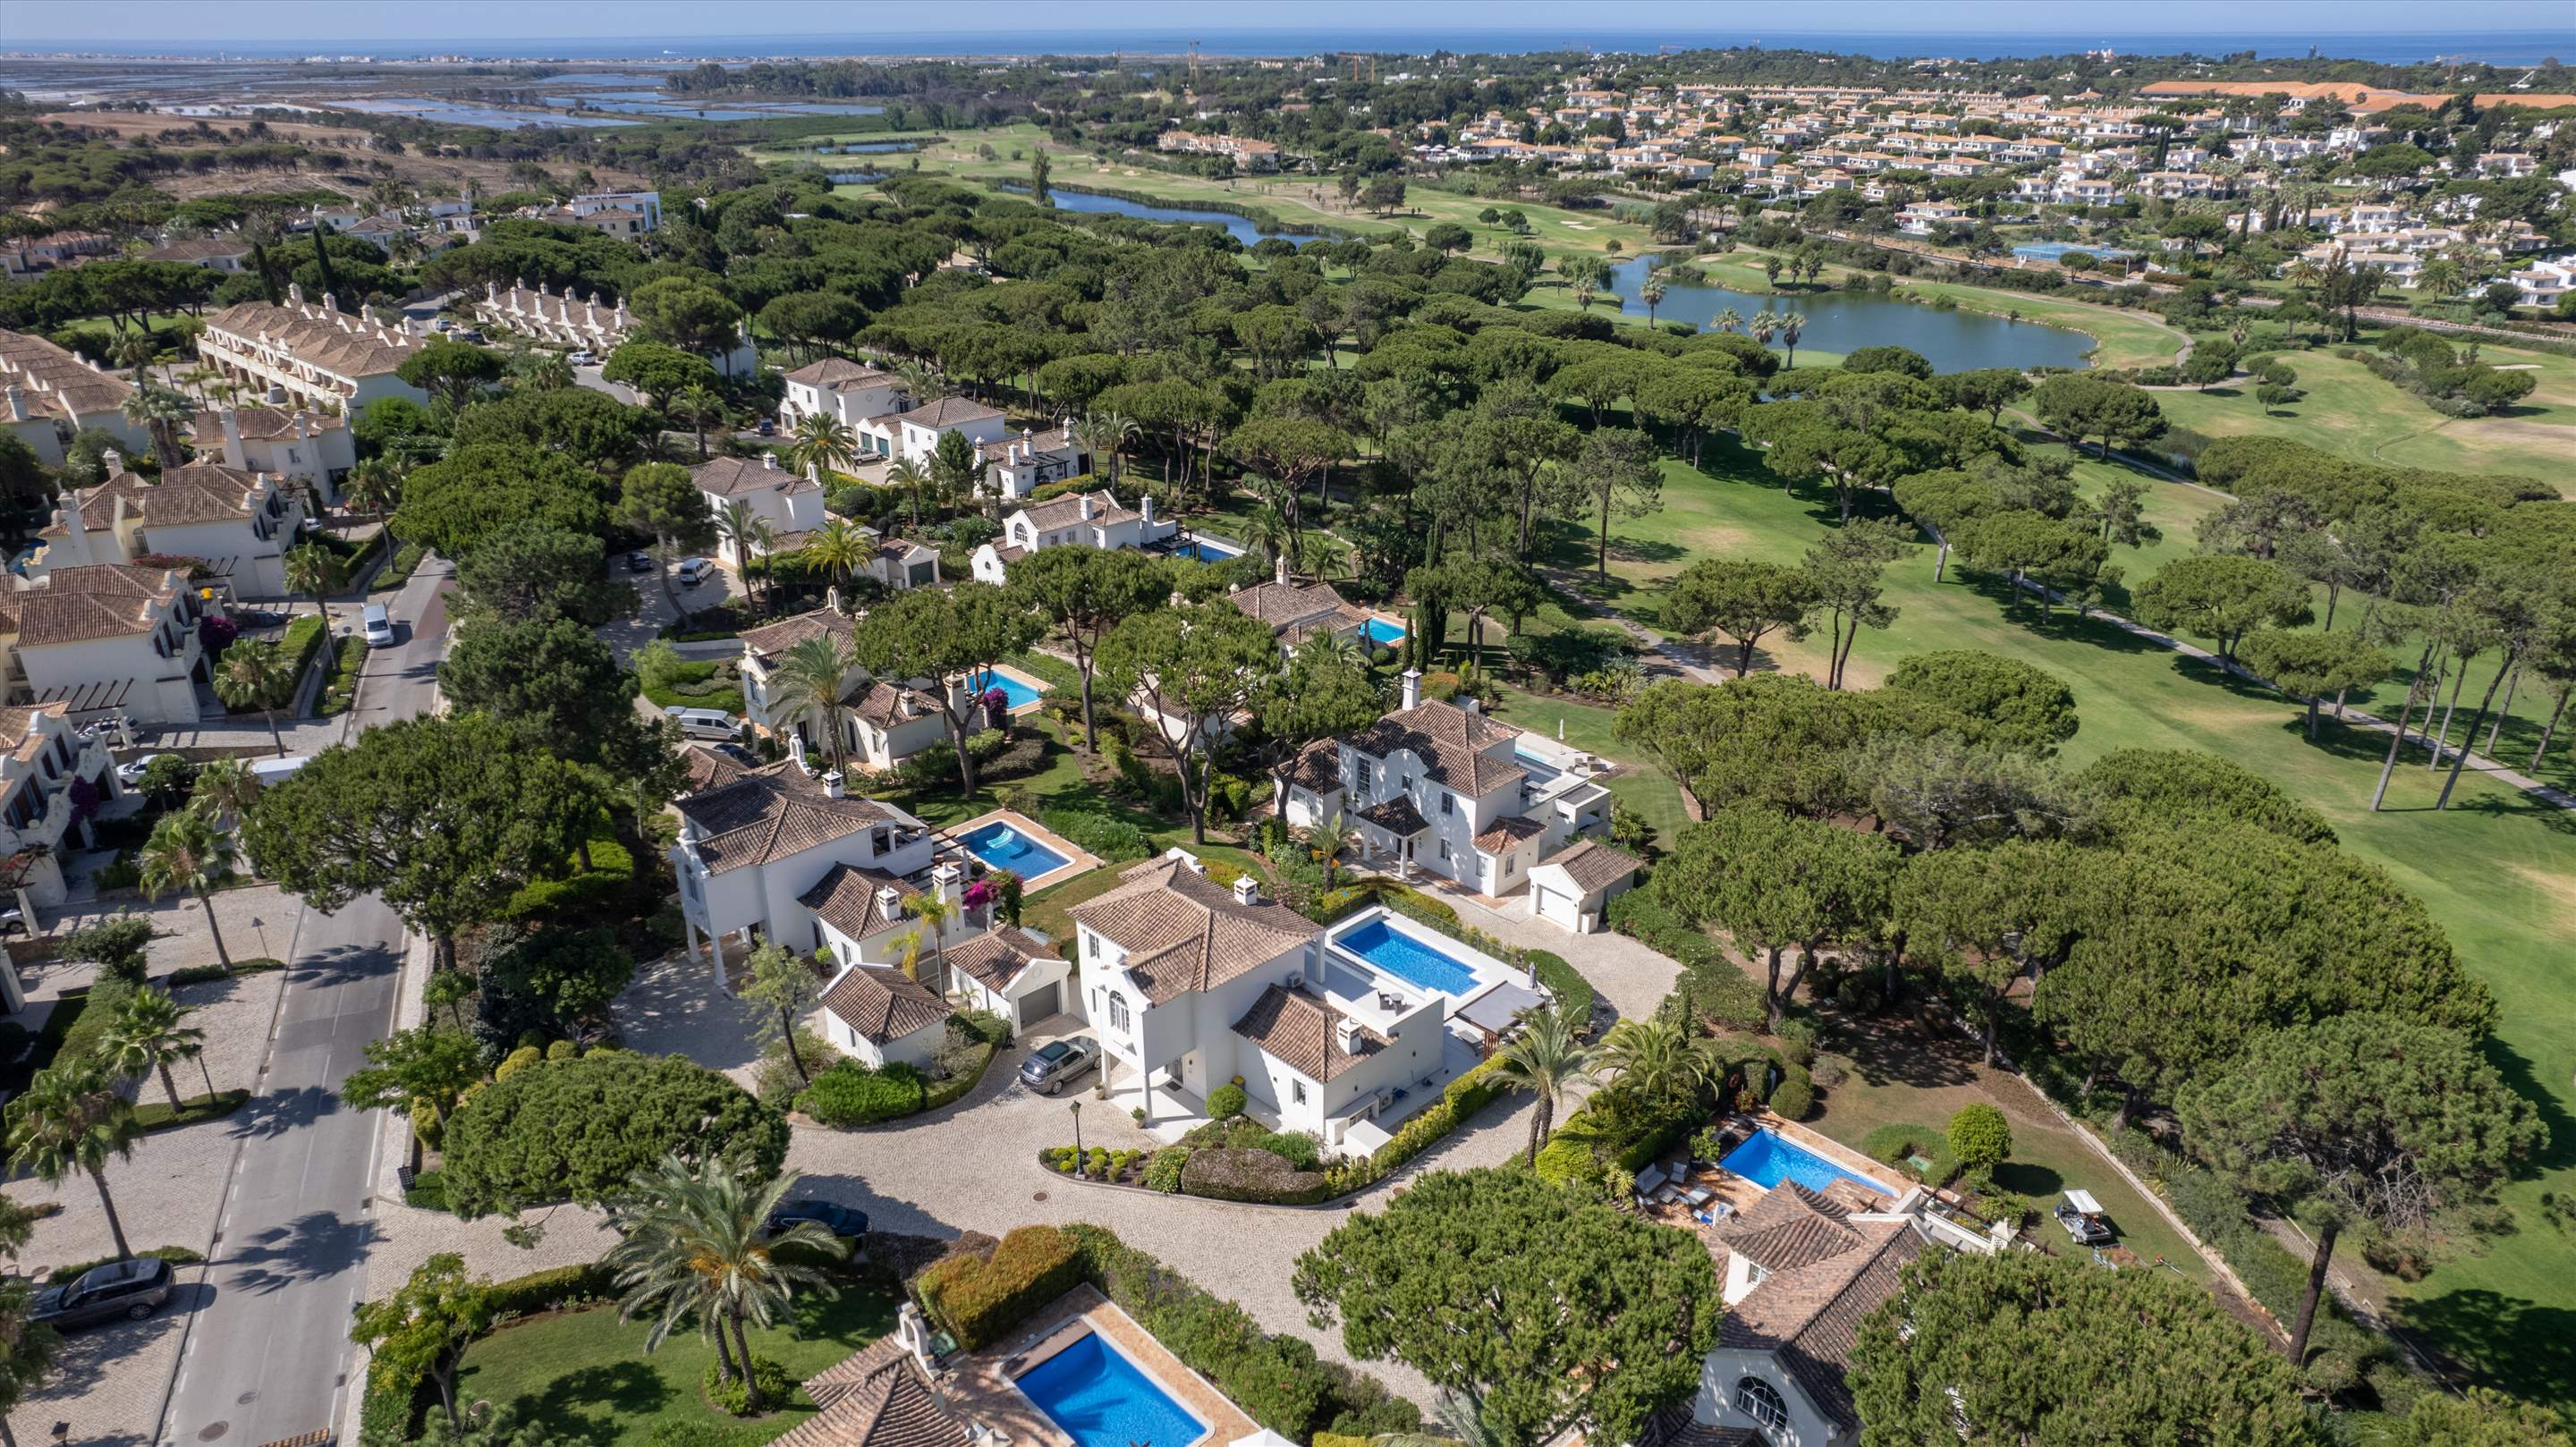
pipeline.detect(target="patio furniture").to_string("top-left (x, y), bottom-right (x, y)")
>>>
top-left (1682, 1185), bottom-right (1714, 1207)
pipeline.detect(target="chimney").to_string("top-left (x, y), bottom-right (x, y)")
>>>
top-left (1274, 554), bottom-right (1289, 586)
top-left (762, 450), bottom-right (779, 470)
top-left (1232, 874), bottom-right (1260, 908)
top-left (1078, 493), bottom-right (1093, 520)
top-left (486, 279), bottom-right (498, 300)
top-left (821, 769), bottom-right (844, 800)
top-left (100, 448), bottom-right (124, 477)
top-left (1335, 1015), bottom-right (1367, 1054)
top-left (1461, 696), bottom-right (1480, 715)
top-left (877, 885), bottom-right (903, 923)
top-left (320, 292), bottom-right (337, 314)
top-left (1401, 668), bottom-right (1421, 711)
top-left (288, 281), bottom-right (304, 305)
top-left (787, 732), bottom-right (809, 769)
top-left (1140, 493), bottom-right (1155, 523)
top-left (219, 407), bottom-right (246, 469)
top-left (807, 461), bottom-right (823, 486)
top-left (933, 861), bottom-right (962, 905)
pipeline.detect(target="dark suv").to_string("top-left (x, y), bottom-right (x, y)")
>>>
top-left (33, 1257), bottom-right (174, 1329)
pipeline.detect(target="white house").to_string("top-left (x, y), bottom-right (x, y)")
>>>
top-left (0, 701), bottom-right (126, 914)
top-left (568, 189), bottom-right (663, 231)
top-left (1070, 852), bottom-right (1453, 1142)
top-left (1279, 671), bottom-right (1614, 899)
top-left (976, 425), bottom-right (1089, 502)
top-left (197, 285), bottom-right (428, 413)
top-left (1525, 837), bottom-right (1643, 933)
top-left (969, 488), bottom-right (1176, 586)
top-left (470, 280), bottom-right (632, 354)
top-left (864, 395), bottom-right (1008, 466)
top-left (814, 957), bottom-right (953, 1069)
top-left (939, 925), bottom-right (1074, 1035)
top-left (27, 453), bottom-right (307, 600)
top-left (778, 359), bottom-right (903, 431)
top-left (186, 406), bottom-right (355, 508)
top-left (668, 751), bottom-right (946, 963)
top-left (691, 453), bottom-right (829, 567)
top-left (0, 329), bottom-right (143, 465)
top-left (1, 563), bottom-right (209, 726)
top-left (735, 605), bottom-right (967, 774)
top-left (774, 360), bottom-right (1009, 464)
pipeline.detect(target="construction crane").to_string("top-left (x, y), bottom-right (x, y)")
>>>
top-left (1189, 39), bottom-right (1202, 91)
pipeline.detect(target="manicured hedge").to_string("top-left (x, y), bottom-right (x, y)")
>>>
top-left (278, 614), bottom-right (328, 698)
top-left (316, 635), bottom-right (368, 715)
top-left (1177, 1147), bottom-right (1333, 1205)
top-left (1526, 950), bottom-right (1593, 1029)
top-left (916, 1223), bottom-right (1087, 1350)
top-left (1611, 881), bottom-right (1767, 1030)
top-left (800, 1060), bottom-right (928, 1125)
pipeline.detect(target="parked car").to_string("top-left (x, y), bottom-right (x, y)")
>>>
top-left (0, 908), bottom-right (22, 936)
top-left (1019, 1037), bottom-right (1099, 1096)
top-left (626, 550), bottom-right (654, 573)
top-left (33, 1257), bottom-right (173, 1330)
top-left (114, 752), bottom-right (181, 786)
top-left (566, 350), bottom-right (597, 367)
top-left (665, 706), bottom-right (741, 741)
top-left (767, 1200), bottom-right (869, 1239)
top-left (2055, 1189), bottom-right (2114, 1247)
top-left (361, 603), bottom-right (395, 648)
top-left (675, 557), bottom-right (716, 588)
top-left (756, 419), bottom-right (775, 436)
top-left (708, 741), bottom-right (758, 767)
top-left (455, 329), bottom-right (486, 344)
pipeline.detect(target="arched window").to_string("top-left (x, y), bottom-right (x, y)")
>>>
top-left (1733, 1375), bottom-right (1791, 1434)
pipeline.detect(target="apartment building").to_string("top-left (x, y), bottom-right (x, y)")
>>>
top-left (2, 563), bottom-right (209, 726)
top-left (184, 406), bottom-right (355, 507)
top-left (197, 284), bottom-right (428, 411)
top-left (0, 329), bottom-right (143, 465)
top-left (26, 452), bottom-right (307, 599)
top-left (0, 702), bottom-right (126, 913)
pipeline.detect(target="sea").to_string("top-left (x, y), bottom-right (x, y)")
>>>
top-left (10, 29), bottom-right (2570, 66)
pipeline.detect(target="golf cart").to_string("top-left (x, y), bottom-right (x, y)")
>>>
top-left (2054, 1188), bottom-right (2114, 1247)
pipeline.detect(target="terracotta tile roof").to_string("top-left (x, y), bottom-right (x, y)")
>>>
top-left (1473, 816), bottom-right (1546, 853)
top-left (0, 702), bottom-right (68, 764)
top-left (1014, 489), bottom-right (1139, 534)
top-left (1231, 983), bottom-right (1385, 1081)
top-left (693, 454), bottom-right (820, 499)
top-left (1283, 738), bottom-right (1340, 795)
top-left (1072, 856), bottom-right (1317, 1004)
top-left (978, 427), bottom-right (1078, 463)
top-left (846, 679), bottom-right (938, 729)
top-left (775, 1335), bottom-right (971, 1447)
top-left (784, 358), bottom-right (892, 388)
top-left (7, 564), bottom-right (185, 647)
top-left (1538, 838), bottom-right (1641, 893)
top-left (740, 606), bottom-right (853, 659)
top-left (1357, 794), bottom-right (1428, 836)
top-left (943, 926), bottom-right (1056, 994)
top-left (820, 960), bottom-right (951, 1045)
top-left (801, 862), bottom-right (924, 942)
top-left (895, 396), bottom-right (1003, 428)
top-left (1716, 1182), bottom-right (1861, 1271)
top-left (1717, 1206), bottom-right (1921, 1432)
top-left (0, 327), bottom-right (135, 419)
top-left (202, 299), bottom-right (421, 384)
top-left (1227, 580), bottom-right (1360, 637)
top-left (1351, 698), bottom-right (1526, 797)
top-left (55, 463), bottom-right (267, 534)
top-left (675, 765), bottom-right (898, 874)
top-left (681, 744), bottom-right (754, 792)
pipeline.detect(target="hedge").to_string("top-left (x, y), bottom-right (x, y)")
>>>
top-left (316, 635), bottom-right (368, 715)
top-left (279, 614), bottom-right (327, 694)
top-left (1526, 950), bottom-right (1593, 1029)
top-left (1611, 883), bottom-right (1767, 1030)
top-left (1177, 1147), bottom-right (1334, 1205)
top-left (1860, 1122), bottom-right (1961, 1188)
top-left (1036, 806), bottom-right (1151, 862)
top-left (800, 1060), bottom-right (928, 1125)
top-left (166, 957), bottom-right (286, 987)
top-left (1320, 1053), bottom-right (1511, 1195)
top-left (915, 1223), bottom-right (1087, 1349)
top-left (483, 1260), bottom-right (619, 1318)
top-left (133, 1088), bottom-right (250, 1133)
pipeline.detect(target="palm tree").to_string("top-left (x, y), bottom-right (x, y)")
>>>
top-left (139, 810), bottom-right (238, 971)
top-left (214, 643), bottom-right (293, 757)
top-left (114, 333), bottom-right (157, 386)
top-left (784, 413), bottom-right (857, 479)
top-left (800, 518), bottom-right (872, 594)
top-left (713, 500), bottom-right (764, 602)
top-left (672, 385), bottom-right (725, 460)
top-left (2415, 257), bottom-right (2464, 300)
top-left (119, 385), bottom-right (192, 470)
top-left (894, 360), bottom-right (949, 403)
top-left (1750, 309), bottom-right (1780, 350)
top-left (604, 1154), bottom-right (843, 1408)
top-left (1490, 1007), bottom-right (1595, 1165)
top-left (903, 890), bottom-right (957, 989)
top-left (1715, 306), bottom-right (1743, 334)
top-left (1239, 504), bottom-right (1291, 572)
top-left (1572, 276), bottom-right (1597, 312)
top-left (1640, 276), bottom-right (1667, 327)
top-left (188, 756), bottom-right (263, 833)
top-left (1596, 1013), bottom-right (1717, 1112)
top-left (96, 986), bottom-right (210, 1112)
top-left (4, 1059), bottom-right (143, 1259)
top-left (1077, 410), bottom-right (1138, 486)
top-left (283, 542), bottom-right (335, 622)
top-left (342, 458), bottom-right (402, 518)
top-left (885, 459), bottom-right (933, 531)
top-left (766, 633), bottom-right (855, 770)
top-left (1778, 311), bottom-right (1809, 368)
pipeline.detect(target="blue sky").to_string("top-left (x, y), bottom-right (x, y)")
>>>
top-left (9, 0), bottom-right (2571, 47)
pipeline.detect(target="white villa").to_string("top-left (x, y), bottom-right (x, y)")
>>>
top-left (186, 406), bottom-right (354, 508)
top-left (0, 702), bottom-right (126, 917)
top-left (970, 488), bottom-right (1177, 585)
top-left (691, 453), bottom-right (828, 568)
top-left (197, 285), bottom-right (428, 412)
top-left (0, 329), bottom-right (143, 465)
top-left (1, 563), bottom-right (209, 725)
top-left (976, 425), bottom-right (1089, 501)
top-left (773, 360), bottom-right (1009, 464)
top-left (1279, 670), bottom-right (1628, 911)
top-left (28, 453), bottom-right (307, 600)
top-left (736, 605), bottom-right (975, 774)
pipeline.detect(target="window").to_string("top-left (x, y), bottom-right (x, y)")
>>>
top-left (1292, 1079), bottom-right (1308, 1105)
top-left (1440, 791), bottom-right (1453, 817)
top-left (1733, 1377), bottom-right (1790, 1434)
top-left (1107, 993), bottom-right (1131, 1035)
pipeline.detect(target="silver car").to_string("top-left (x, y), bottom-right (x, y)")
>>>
top-left (1018, 1037), bottom-right (1098, 1096)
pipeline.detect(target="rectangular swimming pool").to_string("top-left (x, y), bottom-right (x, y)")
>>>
top-left (1014, 1331), bottom-right (1210, 1447)
top-left (1362, 617), bottom-right (1407, 646)
top-left (959, 818), bottom-right (1070, 881)
top-left (968, 668), bottom-right (1042, 710)
top-left (1333, 917), bottom-right (1482, 996)
top-left (1170, 538), bottom-right (1241, 562)
top-left (1721, 1127), bottom-right (1896, 1199)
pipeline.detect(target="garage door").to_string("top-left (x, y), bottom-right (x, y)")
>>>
top-left (1017, 981), bottom-right (1062, 1027)
top-left (1533, 885), bottom-right (1572, 927)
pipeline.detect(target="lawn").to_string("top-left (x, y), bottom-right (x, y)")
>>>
top-left (1700, 248), bottom-right (2191, 371)
top-left (450, 1286), bottom-right (897, 1447)
top-left (2151, 344), bottom-right (2576, 486)
top-left (1546, 440), bottom-right (2576, 1410)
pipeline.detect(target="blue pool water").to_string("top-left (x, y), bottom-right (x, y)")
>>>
top-left (968, 669), bottom-right (1042, 709)
top-left (960, 820), bottom-right (1071, 880)
top-left (1015, 1333), bottom-right (1210, 1447)
top-left (1721, 1128), bottom-right (1895, 1199)
top-left (2010, 241), bottom-right (2135, 263)
top-left (1334, 918), bottom-right (1483, 996)
top-left (1512, 746), bottom-right (1561, 781)
top-left (1362, 618), bottom-right (1407, 646)
top-left (1170, 538), bottom-right (1241, 562)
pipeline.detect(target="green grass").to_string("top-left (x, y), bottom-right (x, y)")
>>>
top-left (1486, 684), bottom-right (1692, 853)
top-left (2151, 345), bottom-right (2576, 486)
top-left (316, 635), bottom-right (368, 716)
top-left (451, 1287), bottom-right (898, 1447)
top-left (1549, 440), bottom-right (2576, 1409)
top-left (132, 1088), bottom-right (250, 1133)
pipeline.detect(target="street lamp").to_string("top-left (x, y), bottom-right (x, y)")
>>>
top-left (1069, 1100), bottom-right (1083, 1162)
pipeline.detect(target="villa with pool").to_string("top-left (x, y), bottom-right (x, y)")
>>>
top-left (1070, 849), bottom-right (1550, 1149)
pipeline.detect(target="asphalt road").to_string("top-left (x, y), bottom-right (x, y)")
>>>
top-left (159, 558), bottom-right (456, 1447)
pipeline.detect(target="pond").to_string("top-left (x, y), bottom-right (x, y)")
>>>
top-left (1606, 256), bottom-right (2096, 373)
top-left (327, 97), bottom-right (637, 129)
top-left (1012, 188), bottom-right (1325, 248)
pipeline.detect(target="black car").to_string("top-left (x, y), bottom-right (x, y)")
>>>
top-left (627, 550), bottom-right (654, 572)
top-left (767, 1200), bottom-right (869, 1239)
top-left (709, 741), bottom-right (759, 767)
top-left (33, 1257), bottom-right (173, 1329)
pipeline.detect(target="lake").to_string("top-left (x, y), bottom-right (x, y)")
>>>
top-left (1023, 189), bottom-right (1325, 248)
top-left (1606, 256), bottom-right (2096, 373)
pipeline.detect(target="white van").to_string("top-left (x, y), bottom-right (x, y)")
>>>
top-left (361, 603), bottom-right (394, 648)
top-left (665, 706), bottom-right (741, 741)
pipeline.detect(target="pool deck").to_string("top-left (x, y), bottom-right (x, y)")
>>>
top-left (955, 1285), bottom-right (1258, 1447)
top-left (945, 808), bottom-right (1100, 892)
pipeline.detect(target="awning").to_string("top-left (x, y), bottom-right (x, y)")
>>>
top-left (1456, 980), bottom-right (1546, 1037)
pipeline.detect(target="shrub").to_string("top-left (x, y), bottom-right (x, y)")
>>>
top-left (1205, 1082), bottom-right (1248, 1121)
top-left (648, 1424), bottom-right (757, 1447)
top-left (1037, 807), bottom-right (1151, 862)
top-left (494, 1045), bottom-right (544, 1080)
top-left (483, 1261), bottom-right (617, 1318)
top-left (1257, 1130), bottom-right (1322, 1171)
top-left (410, 1097), bottom-right (444, 1150)
top-left (1534, 1133), bottom-right (1605, 1188)
top-left (1767, 1064), bottom-right (1815, 1121)
top-left (46, 1244), bottom-right (202, 1284)
top-left (917, 1224), bottom-right (1087, 1349)
top-left (1144, 1147), bottom-right (1191, 1193)
top-left (1859, 1122), bottom-right (1958, 1186)
top-left (402, 1168), bottom-right (448, 1211)
top-left (1181, 1146), bottom-right (1333, 1204)
top-left (801, 1059), bottom-right (930, 1125)
top-left (702, 1355), bottom-right (794, 1417)
top-left (1526, 950), bottom-right (1594, 1030)
top-left (1946, 1103), bottom-right (2013, 1171)
top-left (439, 1052), bottom-right (788, 1217)
top-left (546, 1039), bottom-right (579, 1061)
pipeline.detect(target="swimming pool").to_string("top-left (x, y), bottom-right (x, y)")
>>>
top-left (968, 669), bottom-right (1042, 710)
top-left (1014, 1331), bottom-right (1210, 1447)
top-left (1362, 617), bottom-right (1407, 646)
top-left (1333, 918), bottom-right (1483, 997)
top-left (1721, 1127), bottom-right (1895, 1199)
top-left (959, 819), bottom-right (1071, 880)
top-left (1171, 538), bottom-right (1241, 563)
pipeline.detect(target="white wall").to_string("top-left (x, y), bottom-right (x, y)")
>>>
top-left (1694, 1349), bottom-right (1848, 1447)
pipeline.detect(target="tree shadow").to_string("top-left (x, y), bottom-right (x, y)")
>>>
top-left (226, 1083), bottom-right (339, 1142)
top-left (2392, 1289), bottom-right (2576, 1408)
top-left (460, 1358), bottom-right (672, 1447)
top-left (1603, 537), bottom-right (1688, 566)
top-left (1835, 1011), bottom-right (1978, 1092)
top-left (292, 939), bottom-right (400, 989)
top-left (2485, 1037), bottom-right (2576, 1177)
top-left (219, 1207), bottom-right (371, 1294)
top-left (1992, 1160), bottom-right (2065, 1198)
